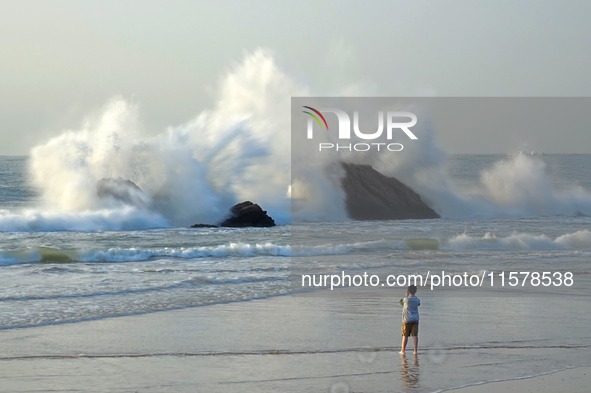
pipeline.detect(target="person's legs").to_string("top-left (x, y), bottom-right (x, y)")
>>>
top-left (400, 335), bottom-right (408, 354)
top-left (400, 323), bottom-right (409, 354)
top-left (410, 322), bottom-right (419, 354)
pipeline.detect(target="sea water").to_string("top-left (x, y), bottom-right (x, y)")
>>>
top-left (1, 154), bottom-right (591, 393)
top-left (1, 154), bottom-right (589, 330)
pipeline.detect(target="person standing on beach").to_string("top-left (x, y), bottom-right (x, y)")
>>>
top-left (399, 285), bottom-right (420, 355)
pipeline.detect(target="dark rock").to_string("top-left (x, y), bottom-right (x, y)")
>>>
top-left (190, 223), bottom-right (219, 228)
top-left (219, 201), bottom-right (276, 227)
top-left (341, 163), bottom-right (439, 220)
top-left (97, 177), bottom-right (150, 208)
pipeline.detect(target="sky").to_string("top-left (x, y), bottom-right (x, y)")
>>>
top-left (1, 0), bottom-right (590, 155)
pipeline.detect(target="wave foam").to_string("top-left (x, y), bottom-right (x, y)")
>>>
top-left (0, 207), bottom-right (168, 232)
top-left (11, 51), bottom-right (591, 229)
top-left (408, 153), bottom-right (591, 219)
top-left (27, 50), bottom-right (302, 228)
top-left (446, 230), bottom-right (591, 251)
top-left (2, 229), bottom-right (589, 266)
top-left (82, 242), bottom-right (292, 262)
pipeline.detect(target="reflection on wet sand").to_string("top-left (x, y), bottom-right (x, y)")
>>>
top-left (400, 354), bottom-right (420, 392)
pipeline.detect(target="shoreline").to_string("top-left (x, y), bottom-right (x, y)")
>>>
top-left (444, 367), bottom-right (591, 393)
top-left (1, 289), bottom-right (589, 392)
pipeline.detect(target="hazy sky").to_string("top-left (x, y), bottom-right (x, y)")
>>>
top-left (1, 0), bottom-right (590, 155)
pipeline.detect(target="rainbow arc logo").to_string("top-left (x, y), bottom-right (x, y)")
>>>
top-left (302, 106), bottom-right (328, 130)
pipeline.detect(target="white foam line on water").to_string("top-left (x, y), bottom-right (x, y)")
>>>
top-left (445, 229), bottom-right (591, 251)
top-left (1, 343), bottom-right (586, 361)
top-left (431, 366), bottom-right (579, 393)
top-left (0, 207), bottom-right (169, 232)
top-left (0, 290), bottom-right (293, 331)
top-left (1, 228), bottom-right (590, 267)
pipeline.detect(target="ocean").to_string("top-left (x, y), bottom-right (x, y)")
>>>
top-left (1, 154), bottom-right (590, 392)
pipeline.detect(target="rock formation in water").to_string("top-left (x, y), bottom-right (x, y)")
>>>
top-left (96, 178), bottom-right (150, 208)
top-left (341, 163), bottom-right (439, 220)
top-left (218, 201), bottom-right (276, 227)
top-left (99, 166), bottom-right (437, 227)
top-left (191, 201), bottom-right (276, 228)
top-left (190, 223), bottom-right (219, 228)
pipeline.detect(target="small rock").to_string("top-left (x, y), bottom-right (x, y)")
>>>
top-left (219, 201), bottom-right (276, 227)
top-left (190, 223), bottom-right (219, 228)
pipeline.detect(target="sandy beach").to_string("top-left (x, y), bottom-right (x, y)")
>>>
top-left (1, 286), bottom-right (589, 393)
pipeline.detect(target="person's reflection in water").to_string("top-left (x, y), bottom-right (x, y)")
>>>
top-left (400, 353), bottom-right (420, 392)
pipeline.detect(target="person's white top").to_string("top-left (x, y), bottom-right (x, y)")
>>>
top-left (401, 296), bottom-right (420, 322)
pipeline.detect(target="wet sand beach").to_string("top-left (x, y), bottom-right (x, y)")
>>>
top-left (1, 286), bottom-right (589, 392)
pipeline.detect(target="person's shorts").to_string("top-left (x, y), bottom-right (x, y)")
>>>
top-left (401, 321), bottom-right (419, 336)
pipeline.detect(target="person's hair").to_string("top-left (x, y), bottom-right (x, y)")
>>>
top-left (407, 285), bottom-right (417, 295)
